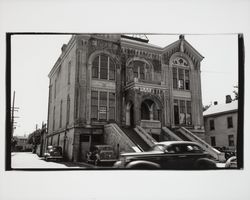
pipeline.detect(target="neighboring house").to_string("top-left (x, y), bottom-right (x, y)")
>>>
top-left (46, 34), bottom-right (205, 162)
top-left (203, 97), bottom-right (238, 151)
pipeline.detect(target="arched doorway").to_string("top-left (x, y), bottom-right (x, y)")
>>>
top-left (141, 102), bottom-right (150, 120)
top-left (140, 98), bottom-right (162, 142)
top-left (125, 101), bottom-right (134, 127)
top-left (141, 99), bottom-right (160, 121)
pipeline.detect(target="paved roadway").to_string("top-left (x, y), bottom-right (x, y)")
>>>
top-left (11, 152), bottom-right (95, 169)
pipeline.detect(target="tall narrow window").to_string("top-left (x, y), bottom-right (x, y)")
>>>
top-left (100, 55), bottom-right (108, 79)
top-left (75, 89), bottom-right (79, 119)
top-left (210, 136), bottom-right (216, 146)
top-left (92, 54), bottom-right (115, 80)
top-left (139, 64), bottom-right (145, 80)
top-left (109, 92), bottom-right (116, 121)
top-left (77, 52), bottom-right (81, 82)
top-left (109, 58), bottom-right (115, 80)
top-left (66, 95), bottom-right (70, 125)
top-left (92, 56), bottom-right (99, 78)
top-left (186, 101), bottom-right (192, 125)
top-left (99, 91), bottom-right (107, 120)
top-left (209, 119), bottom-right (215, 130)
top-left (134, 65), bottom-right (138, 78)
top-left (173, 68), bottom-right (178, 89)
top-left (179, 100), bottom-right (186, 124)
top-left (53, 106), bottom-right (55, 131)
top-left (227, 116), bottom-right (233, 128)
top-left (228, 135), bottom-right (234, 146)
top-left (54, 79), bottom-right (57, 99)
top-left (178, 69), bottom-right (184, 89)
top-left (68, 61), bottom-right (71, 85)
top-left (172, 57), bottom-right (190, 91)
top-left (91, 91), bottom-right (98, 120)
top-left (185, 70), bottom-right (190, 90)
top-left (59, 100), bottom-right (63, 128)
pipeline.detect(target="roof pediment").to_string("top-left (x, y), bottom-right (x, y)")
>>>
top-left (162, 36), bottom-right (204, 64)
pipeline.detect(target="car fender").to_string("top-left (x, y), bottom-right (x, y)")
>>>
top-left (126, 160), bottom-right (161, 169)
top-left (195, 158), bottom-right (217, 169)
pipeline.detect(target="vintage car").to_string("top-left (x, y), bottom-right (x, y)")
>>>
top-left (86, 145), bottom-right (116, 166)
top-left (114, 141), bottom-right (218, 169)
top-left (225, 156), bottom-right (237, 168)
top-left (44, 146), bottom-right (63, 161)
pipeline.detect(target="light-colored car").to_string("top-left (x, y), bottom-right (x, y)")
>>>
top-left (86, 145), bottom-right (116, 166)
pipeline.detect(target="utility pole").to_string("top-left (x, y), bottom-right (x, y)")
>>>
top-left (11, 91), bottom-right (20, 138)
top-left (11, 91), bottom-right (20, 152)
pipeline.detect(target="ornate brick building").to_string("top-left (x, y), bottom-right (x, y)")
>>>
top-left (46, 34), bottom-right (206, 162)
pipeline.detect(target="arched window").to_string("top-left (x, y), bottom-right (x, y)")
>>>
top-left (172, 57), bottom-right (190, 90)
top-left (128, 60), bottom-right (150, 81)
top-left (92, 54), bottom-right (116, 80)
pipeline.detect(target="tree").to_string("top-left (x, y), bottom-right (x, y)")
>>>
top-left (203, 103), bottom-right (211, 112)
top-left (233, 85), bottom-right (238, 100)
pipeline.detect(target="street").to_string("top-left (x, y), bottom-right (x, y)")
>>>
top-left (11, 152), bottom-right (95, 169)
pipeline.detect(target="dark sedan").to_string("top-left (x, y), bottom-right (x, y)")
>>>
top-left (114, 141), bottom-right (218, 169)
top-left (44, 146), bottom-right (63, 161)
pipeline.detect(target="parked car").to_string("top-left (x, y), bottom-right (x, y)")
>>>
top-left (86, 145), bottom-right (116, 166)
top-left (114, 141), bottom-right (218, 169)
top-left (44, 146), bottom-right (63, 161)
top-left (214, 147), bottom-right (236, 160)
top-left (225, 156), bottom-right (237, 168)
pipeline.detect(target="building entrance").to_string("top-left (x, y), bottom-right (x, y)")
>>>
top-left (141, 99), bottom-right (160, 121)
top-left (125, 101), bottom-right (134, 127)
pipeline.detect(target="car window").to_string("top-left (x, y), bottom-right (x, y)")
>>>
top-left (151, 145), bottom-right (165, 152)
top-left (169, 144), bottom-right (204, 154)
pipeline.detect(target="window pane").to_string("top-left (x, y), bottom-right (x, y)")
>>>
top-left (228, 135), bottom-right (234, 146)
top-left (109, 107), bottom-right (115, 121)
top-left (139, 65), bottom-right (145, 80)
top-left (100, 55), bottom-right (108, 79)
top-left (210, 120), bottom-right (215, 130)
top-left (178, 69), bottom-right (184, 89)
top-left (180, 100), bottom-right (185, 113)
top-left (211, 137), bottom-right (216, 146)
top-left (100, 91), bottom-right (107, 106)
top-left (99, 106), bottom-right (107, 120)
top-left (134, 66), bottom-right (138, 78)
top-left (227, 117), bottom-right (233, 128)
top-left (91, 91), bottom-right (98, 106)
top-left (109, 93), bottom-right (115, 107)
top-left (92, 56), bottom-right (99, 78)
top-left (109, 59), bottom-right (115, 80)
top-left (91, 106), bottom-right (98, 120)
top-left (185, 70), bottom-right (190, 90)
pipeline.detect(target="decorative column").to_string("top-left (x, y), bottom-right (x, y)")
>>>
top-left (133, 89), bottom-right (141, 126)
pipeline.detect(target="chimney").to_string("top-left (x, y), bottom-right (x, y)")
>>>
top-left (226, 95), bottom-right (232, 104)
top-left (179, 34), bottom-right (185, 40)
top-left (61, 44), bottom-right (67, 52)
top-left (214, 101), bottom-right (218, 105)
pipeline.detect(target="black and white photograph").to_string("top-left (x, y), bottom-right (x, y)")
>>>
top-left (1, 0), bottom-right (249, 200)
top-left (9, 33), bottom-right (241, 170)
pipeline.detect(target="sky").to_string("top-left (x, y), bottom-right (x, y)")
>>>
top-left (11, 34), bottom-right (238, 137)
